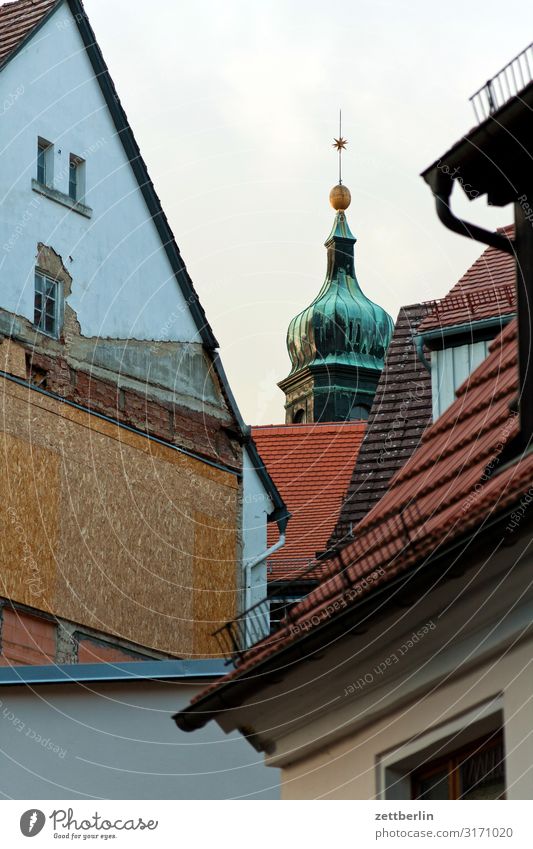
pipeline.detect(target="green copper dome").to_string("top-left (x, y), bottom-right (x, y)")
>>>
top-left (286, 210), bottom-right (393, 375)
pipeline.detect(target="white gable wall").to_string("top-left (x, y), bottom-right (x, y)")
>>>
top-left (242, 446), bottom-right (273, 642)
top-left (0, 1), bottom-right (199, 343)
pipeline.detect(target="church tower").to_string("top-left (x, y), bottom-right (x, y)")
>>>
top-left (279, 145), bottom-right (393, 424)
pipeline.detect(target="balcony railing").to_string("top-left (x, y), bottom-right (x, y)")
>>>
top-left (213, 555), bottom-right (323, 665)
top-left (470, 43), bottom-right (533, 124)
top-left (214, 501), bottom-right (426, 665)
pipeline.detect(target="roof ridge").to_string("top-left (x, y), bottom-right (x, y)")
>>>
top-left (252, 421), bottom-right (366, 429)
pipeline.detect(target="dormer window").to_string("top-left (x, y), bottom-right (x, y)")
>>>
top-left (431, 340), bottom-right (489, 420)
top-left (34, 270), bottom-right (62, 338)
top-left (69, 153), bottom-right (85, 202)
top-left (37, 137), bottom-right (53, 186)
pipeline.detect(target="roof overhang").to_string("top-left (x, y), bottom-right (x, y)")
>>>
top-left (422, 80), bottom-right (533, 207)
top-left (417, 313), bottom-right (515, 351)
top-left (174, 499), bottom-right (529, 736)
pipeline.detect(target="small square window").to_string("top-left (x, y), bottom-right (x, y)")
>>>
top-left (37, 138), bottom-right (53, 186)
top-left (69, 153), bottom-right (85, 202)
top-left (34, 271), bottom-right (61, 338)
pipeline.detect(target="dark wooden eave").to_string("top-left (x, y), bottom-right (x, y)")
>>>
top-left (421, 80), bottom-right (533, 208)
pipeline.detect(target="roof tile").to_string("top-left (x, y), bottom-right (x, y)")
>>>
top-left (0, 0), bottom-right (58, 67)
top-left (328, 302), bottom-right (436, 547)
top-left (252, 422), bottom-right (365, 581)
top-left (418, 226), bottom-right (515, 334)
top-left (194, 319), bottom-right (525, 694)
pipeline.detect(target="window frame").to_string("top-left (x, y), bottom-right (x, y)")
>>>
top-left (37, 137), bottom-right (53, 187)
top-left (377, 696), bottom-right (504, 799)
top-left (411, 731), bottom-right (505, 800)
top-left (34, 270), bottom-right (63, 340)
top-left (69, 153), bottom-right (86, 202)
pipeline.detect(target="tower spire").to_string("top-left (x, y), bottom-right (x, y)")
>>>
top-left (278, 121), bottom-right (394, 424)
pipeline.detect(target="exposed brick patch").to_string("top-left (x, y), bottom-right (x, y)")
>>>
top-left (23, 352), bottom-right (241, 468)
top-left (0, 601), bottom-right (179, 666)
top-left (77, 636), bottom-right (148, 664)
top-left (123, 390), bottom-right (172, 441)
top-left (0, 608), bottom-right (56, 666)
top-left (27, 351), bottom-right (73, 396)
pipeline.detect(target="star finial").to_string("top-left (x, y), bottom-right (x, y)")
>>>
top-left (333, 137), bottom-right (348, 152)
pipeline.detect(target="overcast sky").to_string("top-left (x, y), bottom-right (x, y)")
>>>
top-left (86, 0), bottom-right (532, 424)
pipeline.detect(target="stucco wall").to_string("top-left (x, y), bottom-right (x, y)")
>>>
top-left (280, 639), bottom-right (533, 800)
top-left (0, 677), bottom-right (280, 799)
top-left (242, 448), bottom-right (273, 608)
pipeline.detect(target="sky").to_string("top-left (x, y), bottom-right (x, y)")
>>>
top-left (86, 0), bottom-right (533, 424)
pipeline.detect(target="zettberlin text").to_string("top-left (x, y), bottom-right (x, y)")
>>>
top-left (375, 812), bottom-right (434, 820)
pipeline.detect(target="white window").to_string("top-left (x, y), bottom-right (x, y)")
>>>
top-left (37, 137), bottom-right (53, 186)
top-left (34, 271), bottom-right (62, 338)
top-left (69, 153), bottom-right (85, 202)
top-left (377, 698), bottom-right (504, 799)
top-left (431, 340), bottom-right (490, 420)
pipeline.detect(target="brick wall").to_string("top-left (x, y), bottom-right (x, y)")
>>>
top-left (26, 351), bottom-right (241, 469)
top-left (0, 608), bottom-right (56, 666)
top-left (77, 638), bottom-right (146, 664)
top-left (0, 602), bottom-right (172, 666)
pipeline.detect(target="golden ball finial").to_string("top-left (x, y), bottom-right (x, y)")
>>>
top-left (329, 183), bottom-right (351, 211)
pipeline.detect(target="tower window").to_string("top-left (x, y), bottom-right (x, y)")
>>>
top-left (69, 154), bottom-right (85, 201)
top-left (37, 138), bottom-right (53, 186)
top-left (292, 409), bottom-right (305, 424)
top-left (349, 404), bottom-right (370, 421)
top-left (34, 271), bottom-right (61, 338)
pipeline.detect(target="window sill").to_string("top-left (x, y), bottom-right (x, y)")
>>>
top-left (31, 179), bottom-right (92, 219)
top-left (33, 327), bottom-right (60, 341)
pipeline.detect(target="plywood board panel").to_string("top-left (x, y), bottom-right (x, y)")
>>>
top-left (0, 377), bottom-right (240, 657)
top-left (192, 510), bottom-right (238, 657)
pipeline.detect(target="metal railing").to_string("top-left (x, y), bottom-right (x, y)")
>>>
top-left (213, 555), bottom-right (323, 664)
top-left (213, 500), bottom-right (426, 666)
top-left (470, 43), bottom-right (533, 124)
top-left (433, 284), bottom-right (515, 318)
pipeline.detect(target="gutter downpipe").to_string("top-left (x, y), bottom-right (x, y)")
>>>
top-left (413, 174), bottom-right (514, 376)
top-left (243, 531), bottom-right (286, 648)
top-left (431, 174), bottom-right (533, 456)
top-left (432, 175), bottom-right (514, 255)
top-left (245, 532), bottom-right (286, 575)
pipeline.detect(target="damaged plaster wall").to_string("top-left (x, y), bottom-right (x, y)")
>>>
top-left (0, 2), bottom-right (202, 343)
top-left (1, 242), bottom-right (229, 417)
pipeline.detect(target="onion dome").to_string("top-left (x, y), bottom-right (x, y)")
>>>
top-left (286, 185), bottom-right (393, 377)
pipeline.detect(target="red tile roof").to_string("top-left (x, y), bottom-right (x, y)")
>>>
top-left (329, 302), bottom-right (437, 549)
top-left (418, 227), bottom-right (515, 334)
top-left (192, 318), bottom-right (527, 698)
top-left (0, 0), bottom-right (58, 67)
top-left (252, 422), bottom-right (366, 581)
